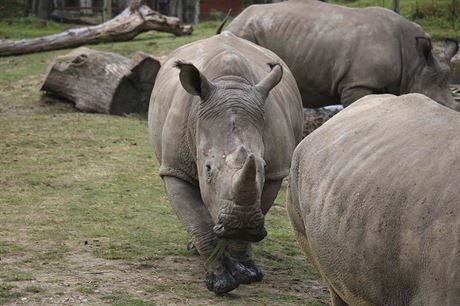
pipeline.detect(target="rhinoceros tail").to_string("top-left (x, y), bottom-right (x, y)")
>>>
top-left (268, 62), bottom-right (282, 71)
top-left (215, 9), bottom-right (232, 35)
top-left (268, 62), bottom-right (283, 78)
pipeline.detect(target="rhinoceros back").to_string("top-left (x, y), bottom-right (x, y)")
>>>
top-left (227, 1), bottom-right (428, 107)
top-left (289, 93), bottom-right (460, 304)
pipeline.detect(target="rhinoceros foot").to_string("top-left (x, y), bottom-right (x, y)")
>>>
top-left (224, 256), bottom-right (263, 284)
top-left (241, 259), bottom-right (263, 282)
top-left (205, 265), bottom-right (239, 294)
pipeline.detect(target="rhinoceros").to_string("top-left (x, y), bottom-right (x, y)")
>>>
top-left (287, 93), bottom-right (460, 305)
top-left (223, 0), bottom-right (460, 110)
top-left (148, 31), bottom-right (303, 294)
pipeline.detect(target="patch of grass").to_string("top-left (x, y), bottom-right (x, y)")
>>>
top-left (0, 284), bottom-right (22, 304)
top-left (24, 285), bottom-right (44, 294)
top-left (78, 286), bottom-right (96, 294)
top-left (93, 241), bottom-right (142, 260)
top-left (103, 291), bottom-right (152, 306)
top-left (0, 241), bottom-right (24, 255)
top-left (0, 17), bottom-right (70, 39)
top-left (330, 0), bottom-right (460, 40)
top-left (6, 271), bottom-right (34, 282)
top-left (144, 283), bottom-right (203, 300)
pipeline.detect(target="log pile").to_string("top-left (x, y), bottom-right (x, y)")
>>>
top-left (0, 3), bottom-right (192, 57)
top-left (41, 47), bottom-right (160, 115)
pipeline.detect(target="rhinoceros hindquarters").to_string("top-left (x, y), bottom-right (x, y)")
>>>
top-left (288, 93), bottom-right (460, 305)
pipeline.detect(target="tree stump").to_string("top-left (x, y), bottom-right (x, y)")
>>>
top-left (41, 47), bottom-right (160, 115)
top-left (303, 106), bottom-right (342, 137)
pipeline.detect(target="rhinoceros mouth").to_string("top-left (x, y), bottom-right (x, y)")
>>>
top-left (213, 223), bottom-right (267, 242)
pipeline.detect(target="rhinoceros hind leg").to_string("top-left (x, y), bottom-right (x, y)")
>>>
top-left (205, 266), bottom-right (239, 294)
top-left (340, 87), bottom-right (374, 107)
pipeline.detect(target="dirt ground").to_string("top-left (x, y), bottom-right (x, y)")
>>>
top-left (2, 239), bottom-right (328, 305)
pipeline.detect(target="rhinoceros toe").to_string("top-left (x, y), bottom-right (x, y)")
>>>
top-left (224, 256), bottom-right (263, 284)
top-left (205, 268), bottom-right (239, 294)
top-left (241, 259), bottom-right (264, 282)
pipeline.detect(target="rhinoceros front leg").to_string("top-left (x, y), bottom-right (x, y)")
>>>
top-left (225, 179), bottom-right (283, 284)
top-left (163, 176), bottom-right (239, 294)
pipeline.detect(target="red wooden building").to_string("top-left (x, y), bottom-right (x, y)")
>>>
top-left (200, 0), bottom-right (244, 20)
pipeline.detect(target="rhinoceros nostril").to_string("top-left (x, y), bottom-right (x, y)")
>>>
top-left (213, 223), bottom-right (226, 236)
top-left (256, 227), bottom-right (268, 241)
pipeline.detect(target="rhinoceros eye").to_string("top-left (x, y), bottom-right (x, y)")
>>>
top-left (205, 162), bottom-right (213, 183)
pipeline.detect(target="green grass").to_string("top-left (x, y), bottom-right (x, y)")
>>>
top-left (103, 292), bottom-right (153, 306)
top-left (24, 286), bottom-right (44, 294)
top-left (0, 17), bottom-right (70, 39)
top-left (0, 241), bottom-right (24, 255)
top-left (77, 286), bottom-right (96, 294)
top-left (6, 271), bottom-right (34, 282)
top-left (0, 284), bottom-right (22, 304)
top-left (330, 0), bottom-right (460, 40)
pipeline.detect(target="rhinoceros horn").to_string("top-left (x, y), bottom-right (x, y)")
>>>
top-left (232, 153), bottom-right (258, 205)
top-left (444, 38), bottom-right (459, 61)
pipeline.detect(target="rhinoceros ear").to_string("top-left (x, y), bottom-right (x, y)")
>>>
top-left (444, 38), bottom-right (459, 61)
top-left (416, 37), bottom-right (433, 63)
top-left (174, 61), bottom-right (213, 99)
top-left (255, 63), bottom-right (283, 99)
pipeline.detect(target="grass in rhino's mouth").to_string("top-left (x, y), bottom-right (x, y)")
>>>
top-left (206, 239), bottom-right (230, 269)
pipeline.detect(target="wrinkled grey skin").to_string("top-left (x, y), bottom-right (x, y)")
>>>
top-left (287, 93), bottom-right (460, 305)
top-left (225, 0), bottom-right (460, 110)
top-left (148, 31), bottom-right (303, 294)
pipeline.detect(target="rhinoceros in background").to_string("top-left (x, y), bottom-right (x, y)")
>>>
top-left (223, 0), bottom-right (460, 110)
top-left (148, 31), bottom-right (303, 294)
top-left (287, 93), bottom-right (460, 305)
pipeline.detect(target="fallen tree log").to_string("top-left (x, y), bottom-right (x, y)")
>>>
top-left (41, 47), bottom-right (160, 115)
top-left (303, 106), bottom-right (342, 137)
top-left (0, 3), bottom-right (192, 57)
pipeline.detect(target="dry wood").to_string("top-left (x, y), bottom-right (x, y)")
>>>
top-left (303, 106), bottom-right (342, 137)
top-left (41, 47), bottom-right (160, 115)
top-left (0, 3), bottom-right (192, 57)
